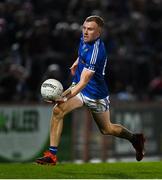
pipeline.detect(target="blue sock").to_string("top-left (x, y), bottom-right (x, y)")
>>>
top-left (49, 146), bottom-right (58, 155)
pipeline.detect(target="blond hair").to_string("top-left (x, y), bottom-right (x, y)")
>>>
top-left (85, 15), bottom-right (104, 28)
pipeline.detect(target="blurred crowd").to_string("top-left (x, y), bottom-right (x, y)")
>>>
top-left (0, 0), bottom-right (162, 102)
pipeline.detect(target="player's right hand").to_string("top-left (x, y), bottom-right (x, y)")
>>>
top-left (45, 88), bottom-right (71, 105)
top-left (55, 97), bottom-right (67, 104)
top-left (70, 64), bottom-right (77, 76)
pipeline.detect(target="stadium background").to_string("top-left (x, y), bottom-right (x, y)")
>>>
top-left (0, 0), bottom-right (162, 163)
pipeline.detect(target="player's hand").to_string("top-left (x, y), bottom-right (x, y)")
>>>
top-left (55, 97), bottom-right (68, 103)
top-left (44, 99), bottom-right (56, 104)
top-left (55, 88), bottom-right (71, 104)
top-left (61, 88), bottom-right (71, 97)
top-left (70, 63), bottom-right (77, 76)
top-left (45, 88), bottom-right (71, 104)
top-left (44, 98), bottom-right (66, 108)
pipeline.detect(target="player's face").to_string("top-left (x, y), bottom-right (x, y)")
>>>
top-left (82, 21), bottom-right (101, 43)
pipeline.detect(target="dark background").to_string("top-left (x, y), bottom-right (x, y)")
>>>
top-left (0, 0), bottom-right (162, 103)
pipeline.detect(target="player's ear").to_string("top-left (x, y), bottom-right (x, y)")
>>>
top-left (97, 27), bottom-right (102, 37)
top-left (99, 26), bottom-right (103, 34)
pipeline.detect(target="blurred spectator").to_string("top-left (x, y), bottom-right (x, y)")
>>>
top-left (113, 81), bottom-right (136, 101)
top-left (0, 0), bottom-right (161, 102)
top-left (42, 64), bottom-right (63, 83)
top-left (148, 69), bottom-right (162, 100)
top-left (0, 18), bottom-right (10, 60)
top-left (0, 62), bottom-right (28, 102)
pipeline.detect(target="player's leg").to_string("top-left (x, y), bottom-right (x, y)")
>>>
top-left (36, 95), bottom-right (83, 165)
top-left (50, 95), bottom-right (83, 147)
top-left (91, 110), bottom-right (145, 161)
top-left (91, 110), bottom-right (133, 140)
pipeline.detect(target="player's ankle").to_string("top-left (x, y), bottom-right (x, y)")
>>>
top-left (130, 134), bottom-right (137, 144)
top-left (49, 146), bottom-right (58, 155)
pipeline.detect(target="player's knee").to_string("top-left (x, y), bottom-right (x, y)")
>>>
top-left (100, 125), bottom-right (114, 135)
top-left (100, 129), bottom-right (110, 135)
top-left (53, 106), bottom-right (64, 119)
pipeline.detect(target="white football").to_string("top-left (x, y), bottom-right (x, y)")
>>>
top-left (41, 79), bottom-right (63, 101)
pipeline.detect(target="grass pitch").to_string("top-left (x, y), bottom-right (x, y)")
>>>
top-left (0, 162), bottom-right (161, 179)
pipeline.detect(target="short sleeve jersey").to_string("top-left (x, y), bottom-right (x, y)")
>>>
top-left (72, 36), bottom-right (109, 99)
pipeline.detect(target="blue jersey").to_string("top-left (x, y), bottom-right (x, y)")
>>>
top-left (72, 36), bottom-right (109, 99)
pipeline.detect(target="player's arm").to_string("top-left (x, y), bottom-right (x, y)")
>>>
top-left (69, 57), bottom-right (79, 76)
top-left (62, 68), bottom-right (94, 100)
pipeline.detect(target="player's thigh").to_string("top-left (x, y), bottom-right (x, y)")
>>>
top-left (91, 110), bottom-right (111, 130)
top-left (54, 95), bottom-right (83, 116)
